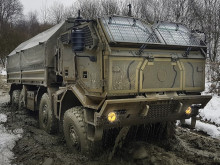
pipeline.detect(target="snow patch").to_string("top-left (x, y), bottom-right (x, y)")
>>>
top-left (0, 114), bottom-right (7, 123)
top-left (0, 70), bottom-right (6, 76)
top-left (185, 119), bottom-right (220, 139)
top-left (0, 66), bottom-right (6, 76)
top-left (199, 96), bottom-right (220, 126)
top-left (0, 116), bottom-right (23, 165)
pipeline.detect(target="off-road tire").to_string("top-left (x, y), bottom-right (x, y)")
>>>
top-left (63, 106), bottom-right (90, 153)
top-left (11, 90), bottom-right (21, 106)
top-left (18, 91), bottom-right (25, 110)
top-left (39, 93), bottom-right (58, 133)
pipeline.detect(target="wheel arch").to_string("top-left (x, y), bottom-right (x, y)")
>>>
top-left (9, 84), bottom-right (22, 97)
top-left (9, 84), bottom-right (22, 104)
top-left (59, 90), bottom-right (82, 120)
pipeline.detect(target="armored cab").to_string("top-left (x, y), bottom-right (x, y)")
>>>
top-left (7, 15), bottom-right (211, 153)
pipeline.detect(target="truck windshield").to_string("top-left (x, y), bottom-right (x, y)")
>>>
top-left (101, 16), bottom-right (205, 47)
top-left (155, 22), bottom-right (203, 46)
top-left (101, 16), bottom-right (160, 44)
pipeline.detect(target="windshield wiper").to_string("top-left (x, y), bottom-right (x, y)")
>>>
top-left (136, 32), bottom-right (155, 56)
top-left (136, 44), bottom-right (147, 56)
top-left (183, 47), bottom-right (192, 57)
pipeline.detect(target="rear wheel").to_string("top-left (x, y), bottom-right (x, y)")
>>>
top-left (39, 93), bottom-right (58, 133)
top-left (11, 90), bottom-right (21, 106)
top-left (63, 106), bottom-right (90, 153)
top-left (18, 90), bottom-right (25, 110)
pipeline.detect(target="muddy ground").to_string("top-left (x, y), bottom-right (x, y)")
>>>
top-left (0, 90), bottom-right (220, 165)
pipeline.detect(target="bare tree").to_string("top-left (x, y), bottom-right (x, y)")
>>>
top-left (49, 1), bottom-right (65, 24)
top-left (101, 0), bottom-right (120, 15)
top-left (63, 5), bottom-right (78, 20)
top-left (26, 11), bottom-right (40, 37)
top-left (77, 0), bottom-right (101, 19)
top-left (40, 0), bottom-right (49, 24)
top-left (0, 0), bottom-right (23, 66)
top-left (191, 0), bottom-right (220, 62)
top-left (0, 0), bottom-right (23, 26)
top-left (133, 0), bottom-right (155, 23)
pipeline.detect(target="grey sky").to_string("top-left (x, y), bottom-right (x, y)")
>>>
top-left (20, 0), bottom-right (76, 15)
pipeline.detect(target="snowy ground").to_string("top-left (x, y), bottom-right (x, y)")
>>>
top-left (1, 70), bottom-right (21, 165)
top-left (0, 88), bottom-right (23, 165)
top-left (184, 77), bottom-right (220, 139)
top-left (191, 95), bottom-right (220, 139)
top-left (185, 118), bottom-right (220, 139)
top-left (199, 96), bottom-right (220, 126)
top-left (0, 66), bottom-right (6, 76)
top-left (0, 113), bottom-right (23, 165)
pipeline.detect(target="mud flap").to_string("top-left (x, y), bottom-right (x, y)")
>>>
top-left (180, 119), bottom-right (185, 125)
top-left (108, 126), bottom-right (130, 160)
top-left (180, 117), bottom-right (197, 129)
top-left (190, 116), bottom-right (196, 129)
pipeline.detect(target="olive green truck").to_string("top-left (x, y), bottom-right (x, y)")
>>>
top-left (7, 15), bottom-right (211, 153)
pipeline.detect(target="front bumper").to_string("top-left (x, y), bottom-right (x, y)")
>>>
top-left (94, 95), bottom-right (212, 128)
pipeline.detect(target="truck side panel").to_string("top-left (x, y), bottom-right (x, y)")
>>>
top-left (7, 54), bottom-right (21, 84)
top-left (7, 22), bottom-right (72, 86)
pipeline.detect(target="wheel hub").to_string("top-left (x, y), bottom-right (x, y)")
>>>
top-left (69, 126), bottom-right (79, 147)
top-left (42, 104), bottom-right (48, 125)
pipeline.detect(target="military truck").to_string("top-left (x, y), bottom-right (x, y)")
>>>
top-left (7, 14), bottom-right (211, 153)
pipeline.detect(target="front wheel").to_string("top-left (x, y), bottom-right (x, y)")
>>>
top-left (11, 90), bottom-right (21, 106)
top-left (63, 106), bottom-right (90, 153)
top-left (39, 93), bottom-right (58, 133)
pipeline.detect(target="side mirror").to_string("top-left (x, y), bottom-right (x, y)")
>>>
top-left (71, 29), bottom-right (85, 52)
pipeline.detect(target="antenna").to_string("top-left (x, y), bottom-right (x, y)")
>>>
top-left (128, 4), bottom-right (132, 17)
top-left (77, 10), bottom-right (82, 19)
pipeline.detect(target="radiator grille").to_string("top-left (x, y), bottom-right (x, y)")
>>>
top-left (145, 101), bottom-right (178, 119)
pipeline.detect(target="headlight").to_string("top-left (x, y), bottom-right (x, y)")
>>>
top-left (107, 112), bottom-right (117, 123)
top-left (185, 107), bottom-right (192, 115)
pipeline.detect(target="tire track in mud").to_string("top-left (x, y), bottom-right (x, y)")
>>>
top-left (169, 127), bottom-right (220, 165)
